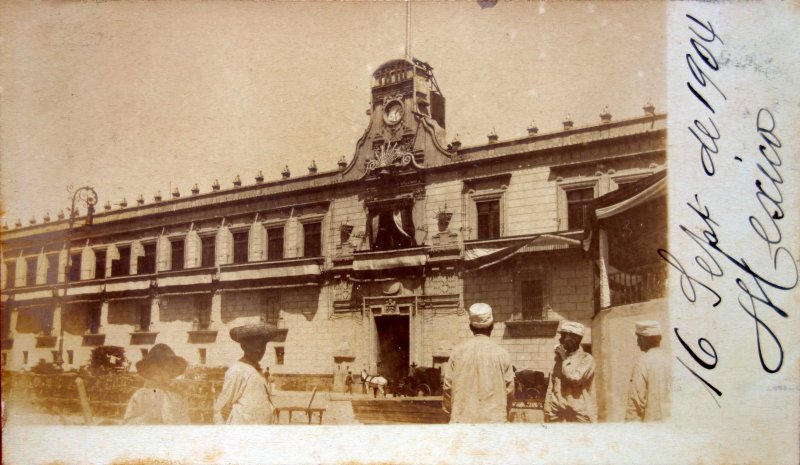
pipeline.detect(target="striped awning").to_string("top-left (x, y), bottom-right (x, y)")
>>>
top-left (464, 234), bottom-right (582, 271)
top-left (352, 248), bottom-right (428, 271)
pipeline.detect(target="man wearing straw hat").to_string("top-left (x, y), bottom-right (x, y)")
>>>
top-left (214, 322), bottom-right (279, 424)
top-left (442, 303), bottom-right (514, 423)
top-left (626, 320), bottom-right (669, 422)
top-left (544, 320), bottom-right (597, 423)
top-left (124, 343), bottom-right (190, 425)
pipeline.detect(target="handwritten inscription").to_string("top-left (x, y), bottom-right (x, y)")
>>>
top-left (660, 15), bottom-right (797, 406)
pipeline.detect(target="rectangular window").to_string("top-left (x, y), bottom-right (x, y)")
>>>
top-left (88, 305), bottom-right (102, 334)
top-left (46, 255), bottom-right (59, 284)
top-left (275, 346), bottom-right (285, 365)
top-left (520, 280), bottom-right (545, 320)
top-left (303, 222), bottom-right (322, 257)
top-left (23, 351), bottom-right (29, 365)
top-left (171, 239), bottom-right (185, 271)
top-left (267, 227), bottom-right (284, 261)
top-left (68, 253), bottom-right (82, 281)
top-left (2, 353), bottom-right (6, 366)
top-left (67, 350), bottom-right (74, 365)
top-left (201, 236), bottom-right (215, 267)
top-left (232, 231), bottom-right (249, 264)
top-left (566, 188), bottom-right (594, 230)
top-left (476, 200), bottom-right (500, 240)
top-left (138, 303), bottom-right (151, 332)
top-left (140, 348), bottom-right (148, 358)
top-left (6, 261), bottom-right (16, 288)
top-left (112, 246), bottom-right (131, 277)
top-left (137, 243), bottom-right (156, 275)
top-left (26, 257), bottom-right (38, 286)
top-left (95, 250), bottom-right (106, 280)
top-left (198, 348), bottom-right (207, 365)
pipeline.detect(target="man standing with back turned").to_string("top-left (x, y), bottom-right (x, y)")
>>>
top-left (625, 321), bottom-right (669, 422)
top-left (442, 303), bottom-right (514, 423)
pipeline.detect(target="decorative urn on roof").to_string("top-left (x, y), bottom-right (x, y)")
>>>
top-left (600, 106), bottom-right (612, 123)
top-left (308, 160), bottom-right (317, 174)
top-left (281, 166), bottom-right (291, 179)
top-left (233, 175), bottom-right (242, 187)
top-left (487, 129), bottom-right (499, 144)
top-left (562, 114), bottom-right (574, 130)
top-left (527, 121), bottom-right (539, 136)
top-left (255, 171), bottom-right (264, 183)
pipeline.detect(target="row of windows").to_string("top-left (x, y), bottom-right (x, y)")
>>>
top-left (3, 222), bottom-right (322, 287)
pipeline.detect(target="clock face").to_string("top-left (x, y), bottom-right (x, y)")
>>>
top-left (384, 101), bottom-right (404, 125)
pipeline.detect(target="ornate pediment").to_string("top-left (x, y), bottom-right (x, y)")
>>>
top-left (362, 142), bottom-right (423, 178)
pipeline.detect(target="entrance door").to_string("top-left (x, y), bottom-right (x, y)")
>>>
top-left (374, 315), bottom-right (409, 382)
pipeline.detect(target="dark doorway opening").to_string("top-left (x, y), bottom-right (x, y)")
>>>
top-left (375, 315), bottom-right (409, 383)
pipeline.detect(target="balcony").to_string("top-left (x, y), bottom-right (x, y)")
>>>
top-left (188, 320), bottom-right (218, 343)
top-left (130, 325), bottom-right (158, 345)
top-left (82, 331), bottom-right (106, 346)
top-left (35, 332), bottom-right (57, 348)
top-left (608, 263), bottom-right (666, 307)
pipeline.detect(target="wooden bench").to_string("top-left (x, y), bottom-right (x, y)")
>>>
top-left (274, 387), bottom-right (326, 424)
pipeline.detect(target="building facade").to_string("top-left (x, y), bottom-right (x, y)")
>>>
top-left (1, 58), bottom-right (667, 389)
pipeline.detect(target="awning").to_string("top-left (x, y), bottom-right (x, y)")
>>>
top-left (464, 234), bottom-right (582, 271)
top-left (596, 174), bottom-right (666, 220)
top-left (219, 262), bottom-right (321, 282)
top-left (157, 274), bottom-right (212, 288)
top-left (352, 248), bottom-right (428, 271)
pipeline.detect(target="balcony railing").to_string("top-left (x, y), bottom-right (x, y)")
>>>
top-left (608, 263), bottom-right (667, 306)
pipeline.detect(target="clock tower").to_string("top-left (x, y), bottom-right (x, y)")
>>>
top-left (339, 58), bottom-right (452, 181)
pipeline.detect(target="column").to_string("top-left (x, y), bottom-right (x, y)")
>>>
top-left (100, 301), bottom-right (109, 334)
top-left (53, 304), bottom-right (63, 337)
top-left (598, 229), bottom-right (611, 309)
top-left (150, 297), bottom-right (161, 331)
top-left (210, 291), bottom-right (222, 329)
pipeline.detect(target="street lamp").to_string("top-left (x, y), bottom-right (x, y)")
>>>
top-left (56, 186), bottom-right (98, 368)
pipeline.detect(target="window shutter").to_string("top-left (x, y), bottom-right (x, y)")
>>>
top-left (105, 244), bottom-right (119, 278)
top-left (185, 230), bottom-right (202, 268)
top-left (15, 253), bottom-right (26, 287)
top-left (156, 236), bottom-right (171, 272)
top-left (412, 202), bottom-right (425, 245)
top-left (216, 226), bottom-right (233, 266)
top-left (80, 246), bottom-right (96, 281)
top-left (249, 222), bottom-right (266, 261)
top-left (36, 249), bottom-right (48, 285)
top-left (130, 241), bottom-right (145, 275)
top-left (58, 249), bottom-right (68, 283)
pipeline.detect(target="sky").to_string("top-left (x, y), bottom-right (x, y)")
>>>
top-left (0, 1), bottom-right (665, 225)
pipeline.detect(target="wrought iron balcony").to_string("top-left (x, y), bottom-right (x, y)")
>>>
top-left (608, 262), bottom-right (667, 307)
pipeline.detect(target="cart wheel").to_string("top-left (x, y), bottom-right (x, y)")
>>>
top-left (416, 384), bottom-right (431, 397)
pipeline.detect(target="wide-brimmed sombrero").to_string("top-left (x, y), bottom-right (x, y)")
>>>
top-left (229, 322), bottom-right (281, 343)
top-left (135, 343), bottom-right (188, 380)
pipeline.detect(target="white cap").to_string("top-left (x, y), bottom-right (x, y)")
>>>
top-left (635, 321), bottom-right (661, 337)
top-left (558, 320), bottom-right (585, 337)
top-left (468, 303), bottom-right (494, 328)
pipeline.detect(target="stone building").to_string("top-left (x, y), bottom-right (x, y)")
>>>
top-left (1, 58), bottom-right (666, 391)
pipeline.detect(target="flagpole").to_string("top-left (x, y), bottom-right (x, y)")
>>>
top-left (405, 0), bottom-right (411, 60)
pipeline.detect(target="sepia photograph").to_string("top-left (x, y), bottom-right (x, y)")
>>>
top-left (0, 1), bottom-right (796, 464)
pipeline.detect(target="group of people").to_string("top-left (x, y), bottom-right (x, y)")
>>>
top-left (124, 303), bottom-right (668, 425)
top-left (442, 303), bottom-right (668, 423)
top-left (124, 322), bottom-right (279, 425)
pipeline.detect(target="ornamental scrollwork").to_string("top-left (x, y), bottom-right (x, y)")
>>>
top-left (363, 142), bottom-right (423, 177)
